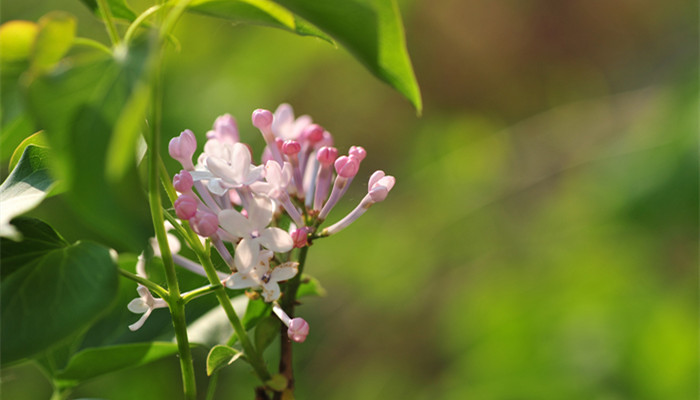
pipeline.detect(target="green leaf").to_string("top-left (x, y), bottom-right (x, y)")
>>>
top-left (79, 0), bottom-right (137, 22)
top-left (26, 42), bottom-right (153, 251)
top-left (0, 145), bottom-right (55, 240)
top-left (265, 373), bottom-right (288, 391)
top-left (54, 342), bottom-right (180, 386)
top-left (228, 298), bottom-right (271, 345)
top-left (206, 345), bottom-right (243, 376)
top-left (31, 12), bottom-right (76, 71)
top-left (269, 0), bottom-right (421, 112)
top-left (0, 217), bottom-right (68, 279)
top-left (9, 130), bottom-right (47, 170)
top-left (106, 82), bottom-right (149, 180)
top-left (187, 0), bottom-right (332, 43)
top-left (0, 225), bottom-right (119, 365)
top-left (296, 274), bottom-right (326, 298)
top-left (254, 315), bottom-right (279, 353)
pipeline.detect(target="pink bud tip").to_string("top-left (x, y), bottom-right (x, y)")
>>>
top-left (287, 318), bottom-right (309, 343)
top-left (316, 146), bottom-right (338, 166)
top-left (173, 170), bottom-right (194, 193)
top-left (189, 211), bottom-right (219, 237)
top-left (252, 109), bottom-right (273, 129)
top-left (174, 195), bottom-right (198, 219)
top-left (302, 124), bottom-right (325, 143)
top-left (291, 227), bottom-right (310, 248)
top-left (349, 146), bottom-right (367, 161)
top-left (282, 140), bottom-right (301, 155)
top-left (334, 156), bottom-right (360, 178)
top-left (368, 171), bottom-right (396, 202)
top-left (168, 130), bottom-right (197, 167)
top-left (209, 114), bottom-right (239, 143)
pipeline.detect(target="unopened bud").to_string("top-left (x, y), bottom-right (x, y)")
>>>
top-left (173, 170), bottom-right (194, 193)
top-left (190, 211), bottom-right (219, 237)
top-left (334, 156), bottom-right (359, 178)
top-left (252, 109), bottom-right (274, 130)
top-left (282, 140), bottom-right (301, 155)
top-left (174, 195), bottom-right (198, 219)
top-left (348, 146), bottom-right (366, 162)
top-left (302, 124), bottom-right (325, 143)
top-left (287, 318), bottom-right (310, 343)
top-left (316, 146), bottom-right (338, 166)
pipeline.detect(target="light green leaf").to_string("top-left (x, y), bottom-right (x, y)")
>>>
top-left (0, 20), bottom-right (39, 64)
top-left (26, 42), bottom-right (153, 251)
top-left (0, 221), bottom-right (119, 365)
top-left (0, 145), bottom-right (55, 240)
top-left (254, 315), bottom-right (279, 353)
top-left (187, 0), bottom-right (332, 43)
top-left (54, 342), bottom-right (181, 386)
top-left (206, 345), bottom-right (244, 376)
top-left (9, 130), bottom-right (47, 171)
top-left (31, 12), bottom-right (76, 71)
top-left (296, 274), bottom-right (326, 298)
top-left (106, 82), bottom-right (150, 181)
top-left (269, 0), bottom-right (421, 112)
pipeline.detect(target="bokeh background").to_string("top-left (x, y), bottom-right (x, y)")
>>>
top-left (2, 0), bottom-right (698, 399)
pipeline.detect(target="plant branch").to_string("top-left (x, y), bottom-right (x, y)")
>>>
top-left (118, 268), bottom-right (168, 298)
top-left (95, 0), bottom-right (121, 46)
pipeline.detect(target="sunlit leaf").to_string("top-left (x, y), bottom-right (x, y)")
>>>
top-left (0, 220), bottom-right (118, 365)
top-left (9, 130), bottom-right (47, 170)
top-left (54, 342), bottom-right (181, 386)
top-left (206, 344), bottom-right (243, 375)
top-left (31, 12), bottom-right (76, 71)
top-left (0, 145), bottom-right (55, 240)
top-left (296, 274), bottom-right (326, 298)
top-left (0, 20), bottom-right (39, 64)
top-left (26, 42), bottom-right (153, 251)
top-left (269, 0), bottom-right (422, 112)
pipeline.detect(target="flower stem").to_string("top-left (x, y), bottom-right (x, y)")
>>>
top-left (274, 246), bottom-right (309, 398)
top-left (95, 0), bottom-right (121, 46)
top-left (118, 268), bottom-right (168, 298)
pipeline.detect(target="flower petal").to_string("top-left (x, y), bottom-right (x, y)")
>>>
top-left (234, 238), bottom-right (258, 272)
top-left (127, 298), bottom-right (149, 313)
top-left (231, 143), bottom-right (252, 183)
top-left (259, 227), bottom-right (293, 253)
top-left (226, 271), bottom-right (258, 289)
top-left (248, 196), bottom-right (274, 230)
top-left (270, 262), bottom-right (298, 282)
top-left (128, 308), bottom-right (153, 331)
top-left (219, 209), bottom-right (252, 237)
top-left (261, 282), bottom-right (281, 302)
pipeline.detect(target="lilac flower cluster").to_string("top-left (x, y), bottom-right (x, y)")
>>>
top-left (129, 104), bottom-right (395, 341)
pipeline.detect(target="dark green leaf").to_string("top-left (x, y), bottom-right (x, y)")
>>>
top-left (0, 145), bottom-right (55, 240)
top-left (187, 0), bottom-right (332, 43)
top-left (78, 0), bottom-right (137, 22)
top-left (9, 130), bottom-right (47, 170)
top-left (206, 345), bottom-right (243, 376)
top-left (0, 217), bottom-right (67, 279)
top-left (254, 315), bottom-right (279, 353)
top-left (54, 342), bottom-right (180, 386)
top-left (26, 42), bottom-right (153, 251)
top-left (269, 0), bottom-right (422, 112)
top-left (0, 239), bottom-right (118, 365)
top-left (296, 274), bottom-right (326, 298)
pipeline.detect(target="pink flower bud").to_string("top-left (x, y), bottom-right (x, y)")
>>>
top-left (275, 138), bottom-right (284, 151)
top-left (252, 109), bottom-right (273, 130)
top-left (208, 114), bottom-right (239, 143)
top-left (318, 130), bottom-right (334, 147)
top-left (291, 227), bottom-right (310, 248)
top-left (168, 130), bottom-right (197, 169)
top-left (368, 170), bottom-right (396, 203)
top-left (174, 195), bottom-right (198, 219)
top-left (334, 156), bottom-right (359, 178)
top-left (302, 124), bottom-right (325, 143)
top-left (287, 318), bottom-right (309, 343)
top-left (348, 146), bottom-right (366, 162)
top-left (173, 170), bottom-right (194, 193)
top-left (281, 140), bottom-right (301, 155)
top-left (316, 146), bottom-right (338, 166)
top-left (189, 210), bottom-right (219, 237)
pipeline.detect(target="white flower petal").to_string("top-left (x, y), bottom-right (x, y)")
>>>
top-left (206, 157), bottom-right (235, 183)
top-left (233, 238), bottom-right (258, 272)
top-left (219, 209), bottom-right (252, 237)
top-left (248, 196), bottom-right (274, 230)
top-left (243, 164), bottom-right (265, 185)
top-left (270, 262), bottom-right (298, 282)
top-left (231, 143), bottom-right (252, 183)
top-left (259, 227), bottom-right (293, 253)
top-left (226, 271), bottom-right (258, 289)
top-left (190, 170), bottom-right (214, 182)
top-left (128, 308), bottom-right (153, 331)
top-left (127, 298), bottom-right (149, 313)
top-left (207, 178), bottom-right (229, 196)
top-left (261, 282), bottom-right (281, 302)
top-left (249, 181), bottom-right (273, 196)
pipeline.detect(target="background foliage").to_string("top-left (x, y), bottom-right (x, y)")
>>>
top-left (2, 0), bottom-right (697, 399)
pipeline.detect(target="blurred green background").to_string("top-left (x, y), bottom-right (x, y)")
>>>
top-left (2, 0), bottom-right (697, 399)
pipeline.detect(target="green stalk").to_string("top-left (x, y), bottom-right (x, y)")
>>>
top-left (95, 0), bottom-right (121, 46)
top-left (148, 40), bottom-right (197, 400)
top-left (118, 268), bottom-right (169, 298)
